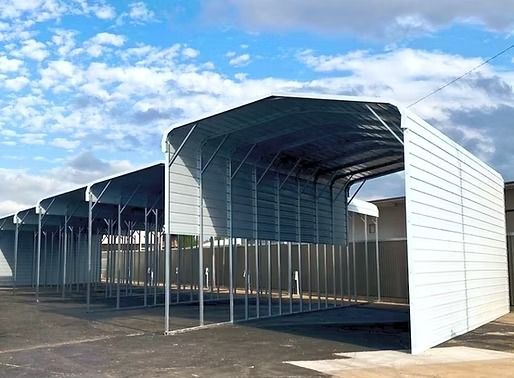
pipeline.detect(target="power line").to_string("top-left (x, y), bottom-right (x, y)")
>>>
top-left (408, 43), bottom-right (514, 108)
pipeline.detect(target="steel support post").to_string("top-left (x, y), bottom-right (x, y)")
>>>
top-left (375, 218), bottom-right (381, 302)
top-left (144, 208), bottom-right (148, 307)
top-left (104, 220), bottom-right (110, 298)
top-left (316, 244), bottom-right (320, 309)
top-left (288, 242), bottom-right (292, 314)
top-left (332, 245), bottom-right (336, 307)
top-left (352, 213), bottom-right (357, 302)
top-left (253, 166), bottom-right (259, 318)
top-left (244, 238), bottom-right (248, 320)
top-left (32, 232), bottom-right (36, 288)
top-left (339, 245), bottom-right (343, 305)
top-left (227, 160), bottom-right (234, 322)
top-left (87, 197), bottom-right (93, 311)
top-left (314, 180), bottom-right (320, 309)
top-left (190, 235), bottom-right (194, 301)
top-left (267, 240), bottom-right (271, 316)
top-left (364, 215), bottom-right (369, 301)
top-left (50, 233), bottom-right (55, 288)
top-left (154, 210), bottom-right (158, 306)
top-left (177, 235), bottom-right (181, 303)
top-left (36, 212), bottom-right (42, 302)
top-left (62, 215), bottom-right (68, 298)
top-left (324, 244), bottom-right (328, 308)
top-left (165, 229), bottom-right (171, 330)
top-left (198, 152), bottom-right (204, 327)
top-left (308, 243), bottom-right (312, 310)
top-left (56, 227), bottom-right (61, 293)
top-left (346, 244), bottom-right (350, 301)
top-left (43, 232), bottom-right (47, 287)
top-left (13, 223), bottom-right (19, 294)
top-left (297, 178), bottom-right (303, 313)
top-left (117, 203), bottom-right (121, 310)
top-left (276, 174), bottom-right (282, 315)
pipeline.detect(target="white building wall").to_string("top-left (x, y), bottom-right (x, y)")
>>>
top-left (404, 112), bottom-right (509, 354)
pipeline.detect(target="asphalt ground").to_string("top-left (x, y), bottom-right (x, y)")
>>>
top-left (0, 288), bottom-right (512, 377)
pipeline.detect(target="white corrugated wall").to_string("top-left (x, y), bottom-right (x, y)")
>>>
top-left (404, 112), bottom-right (509, 354)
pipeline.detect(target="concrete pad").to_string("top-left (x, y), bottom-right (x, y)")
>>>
top-left (285, 346), bottom-right (514, 376)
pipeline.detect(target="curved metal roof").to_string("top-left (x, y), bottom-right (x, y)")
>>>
top-left (163, 93), bottom-right (405, 185)
top-left (348, 198), bottom-right (379, 218)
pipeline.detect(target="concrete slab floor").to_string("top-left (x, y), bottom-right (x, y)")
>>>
top-left (0, 289), bottom-right (512, 377)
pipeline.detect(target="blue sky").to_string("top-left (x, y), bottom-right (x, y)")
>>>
top-left (1, 0), bottom-right (514, 213)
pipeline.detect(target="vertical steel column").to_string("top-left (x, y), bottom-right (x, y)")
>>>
top-left (308, 243), bottom-right (312, 310)
top-left (32, 232), bottom-right (36, 288)
top-left (13, 223), bottom-right (19, 293)
top-left (43, 232), bottom-right (47, 287)
top-left (36, 213), bottom-right (42, 303)
top-left (297, 178), bottom-right (303, 313)
top-left (117, 203), bottom-right (121, 310)
top-left (346, 243), bottom-right (351, 301)
top-left (339, 245), bottom-right (344, 305)
top-left (50, 233), bottom-right (54, 288)
top-left (165, 226), bottom-right (171, 331)
top-left (316, 244), bottom-right (320, 309)
top-left (324, 244), bottom-right (328, 308)
top-left (36, 212), bottom-right (42, 302)
top-left (69, 227), bottom-right (74, 291)
top-left (62, 215), bottom-right (68, 298)
top-left (276, 174), bottom-right (282, 315)
top-left (352, 213), bottom-right (357, 302)
top-left (144, 208), bottom-right (148, 307)
top-left (314, 180), bottom-right (320, 309)
top-left (190, 235), bottom-right (194, 301)
top-left (164, 144), bottom-right (171, 334)
top-left (216, 238), bottom-right (220, 297)
top-left (87, 196), bottom-right (93, 311)
top-left (375, 218), bottom-right (381, 302)
top-left (227, 160), bottom-right (234, 323)
top-left (332, 245), bottom-right (336, 307)
top-left (177, 235), bottom-right (181, 303)
top-left (288, 242), bottom-right (292, 314)
top-left (56, 227), bottom-right (61, 293)
top-left (154, 210), bottom-right (158, 306)
top-left (252, 166), bottom-right (260, 318)
top-left (244, 238), bottom-right (248, 320)
top-left (198, 151), bottom-right (204, 327)
top-left (364, 215), bottom-right (369, 302)
top-left (267, 240), bottom-right (271, 316)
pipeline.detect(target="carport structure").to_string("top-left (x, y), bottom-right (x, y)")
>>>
top-left (162, 94), bottom-right (509, 354)
top-left (0, 164), bottom-right (166, 314)
top-left (32, 163), bottom-right (165, 311)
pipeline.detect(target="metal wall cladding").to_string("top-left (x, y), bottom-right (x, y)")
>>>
top-left (404, 113), bottom-right (509, 354)
top-left (168, 144), bottom-right (347, 245)
top-left (0, 230), bottom-right (101, 287)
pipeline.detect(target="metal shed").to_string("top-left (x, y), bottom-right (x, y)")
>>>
top-left (162, 93), bottom-right (509, 354)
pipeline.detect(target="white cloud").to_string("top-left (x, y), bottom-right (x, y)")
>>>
top-left (128, 2), bottom-right (155, 23)
top-left (203, 0), bottom-right (514, 38)
top-left (228, 53), bottom-right (251, 67)
top-left (0, 55), bottom-right (23, 72)
top-left (182, 47), bottom-right (199, 59)
top-left (0, 153), bottom-right (135, 215)
top-left (51, 137), bottom-right (80, 149)
top-left (15, 38), bottom-right (48, 61)
top-left (51, 29), bottom-right (76, 56)
top-left (84, 32), bottom-right (125, 57)
top-left (39, 60), bottom-right (83, 91)
top-left (91, 3), bottom-right (116, 20)
top-left (4, 76), bottom-right (29, 91)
